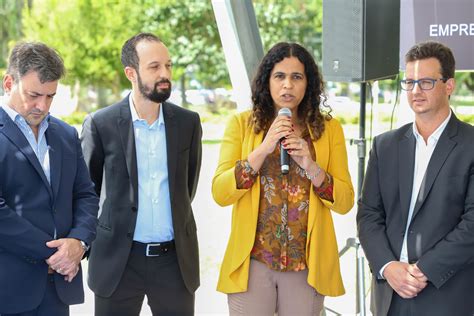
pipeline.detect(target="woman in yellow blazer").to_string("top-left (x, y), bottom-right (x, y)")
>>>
top-left (212, 42), bottom-right (354, 315)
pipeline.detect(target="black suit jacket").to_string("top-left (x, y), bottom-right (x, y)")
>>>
top-left (80, 96), bottom-right (202, 297)
top-left (357, 114), bottom-right (474, 316)
top-left (0, 108), bottom-right (99, 314)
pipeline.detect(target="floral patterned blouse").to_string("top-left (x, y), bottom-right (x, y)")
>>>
top-left (235, 132), bottom-right (334, 272)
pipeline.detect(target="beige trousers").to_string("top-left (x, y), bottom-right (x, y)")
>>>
top-left (228, 259), bottom-right (325, 316)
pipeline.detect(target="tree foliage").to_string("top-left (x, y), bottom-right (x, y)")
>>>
top-left (19, 0), bottom-right (324, 92)
top-left (20, 0), bottom-right (227, 91)
top-left (22, 0), bottom-right (152, 93)
top-left (255, 0), bottom-right (322, 60)
top-left (456, 72), bottom-right (474, 96)
top-left (1, 0), bottom-right (31, 70)
top-left (11, 0), bottom-right (471, 107)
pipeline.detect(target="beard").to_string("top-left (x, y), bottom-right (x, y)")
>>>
top-left (137, 72), bottom-right (172, 103)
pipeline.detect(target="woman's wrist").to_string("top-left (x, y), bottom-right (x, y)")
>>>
top-left (248, 146), bottom-right (268, 172)
top-left (304, 162), bottom-right (322, 181)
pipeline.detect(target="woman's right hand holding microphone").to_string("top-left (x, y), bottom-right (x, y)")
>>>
top-left (247, 115), bottom-right (293, 172)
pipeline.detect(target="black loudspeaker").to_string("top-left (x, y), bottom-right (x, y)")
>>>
top-left (322, 0), bottom-right (401, 82)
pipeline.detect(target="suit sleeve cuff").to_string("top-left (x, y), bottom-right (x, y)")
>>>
top-left (379, 261), bottom-right (395, 279)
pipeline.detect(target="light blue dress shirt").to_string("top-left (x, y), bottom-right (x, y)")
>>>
top-left (129, 95), bottom-right (174, 243)
top-left (1, 103), bottom-right (51, 184)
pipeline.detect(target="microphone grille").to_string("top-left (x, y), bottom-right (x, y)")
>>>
top-left (278, 108), bottom-right (292, 117)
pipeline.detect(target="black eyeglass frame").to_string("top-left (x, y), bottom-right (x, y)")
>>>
top-left (400, 78), bottom-right (449, 91)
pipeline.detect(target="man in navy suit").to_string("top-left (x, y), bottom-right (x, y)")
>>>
top-left (0, 42), bottom-right (99, 315)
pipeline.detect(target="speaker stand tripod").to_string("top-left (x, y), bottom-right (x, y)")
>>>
top-left (353, 82), bottom-right (368, 316)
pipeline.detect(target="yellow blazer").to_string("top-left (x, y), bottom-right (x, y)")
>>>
top-left (212, 110), bottom-right (354, 296)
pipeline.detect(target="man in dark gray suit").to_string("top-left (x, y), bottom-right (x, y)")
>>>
top-left (80, 33), bottom-right (202, 315)
top-left (357, 41), bottom-right (474, 316)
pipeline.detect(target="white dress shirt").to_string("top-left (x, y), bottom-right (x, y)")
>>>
top-left (380, 111), bottom-right (451, 277)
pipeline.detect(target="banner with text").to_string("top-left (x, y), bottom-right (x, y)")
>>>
top-left (400, 0), bottom-right (474, 70)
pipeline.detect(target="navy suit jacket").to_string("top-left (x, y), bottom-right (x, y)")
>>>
top-left (0, 107), bottom-right (99, 314)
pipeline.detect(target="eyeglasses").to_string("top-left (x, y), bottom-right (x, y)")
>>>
top-left (400, 78), bottom-right (448, 91)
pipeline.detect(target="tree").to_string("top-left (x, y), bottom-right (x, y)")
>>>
top-left (456, 72), bottom-right (474, 96)
top-left (140, 1), bottom-right (229, 106)
top-left (0, 0), bottom-right (32, 70)
top-left (255, 0), bottom-right (322, 59)
top-left (22, 0), bottom-right (153, 107)
top-left (20, 0), bottom-right (230, 107)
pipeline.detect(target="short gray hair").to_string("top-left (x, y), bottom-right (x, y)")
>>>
top-left (6, 42), bottom-right (65, 83)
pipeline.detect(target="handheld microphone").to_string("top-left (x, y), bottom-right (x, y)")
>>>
top-left (278, 108), bottom-right (292, 174)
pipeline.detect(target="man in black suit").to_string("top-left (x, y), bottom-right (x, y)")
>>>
top-left (357, 41), bottom-right (474, 316)
top-left (81, 33), bottom-right (202, 315)
top-left (0, 42), bottom-right (98, 315)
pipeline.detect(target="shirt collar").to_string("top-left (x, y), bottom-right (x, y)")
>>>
top-left (1, 100), bottom-right (21, 122)
top-left (412, 110), bottom-right (451, 143)
top-left (0, 101), bottom-right (50, 128)
top-left (128, 93), bottom-right (164, 126)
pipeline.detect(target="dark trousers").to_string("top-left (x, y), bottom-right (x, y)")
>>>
top-left (387, 292), bottom-right (412, 316)
top-left (2, 275), bottom-right (69, 316)
top-left (94, 242), bottom-right (194, 316)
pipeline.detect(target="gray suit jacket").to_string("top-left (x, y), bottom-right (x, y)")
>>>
top-left (357, 113), bottom-right (474, 316)
top-left (80, 96), bottom-right (202, 296)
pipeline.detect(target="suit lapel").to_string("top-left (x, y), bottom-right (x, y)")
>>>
top-left (46, 121), bottom-right (62, 202)
top-left (164, 103), bottom-right (177, 203)
top-left (117, 102), bottom-right (138, 203)
top-left (411, 115), bottom-right (458, 220)
top-left (0, 109), bottom-right (53, 198)
top-left (399, 126), bottom-right (416, 226)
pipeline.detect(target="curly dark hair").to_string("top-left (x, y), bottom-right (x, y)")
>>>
top-left (250, 42), bottom-right (331, 140)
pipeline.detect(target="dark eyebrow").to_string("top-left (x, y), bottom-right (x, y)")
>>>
top-left (148, 60), bottom-right (172, 66)
top-left (27, 90), bottom-right (56, 98)
top-left (273, 71), bottom-right (304, 76)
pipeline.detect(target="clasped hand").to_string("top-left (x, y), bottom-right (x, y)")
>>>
top-left (45, 238), bottom-right (85, 282)
top-left (383, 261), bottom-right (428, 299)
